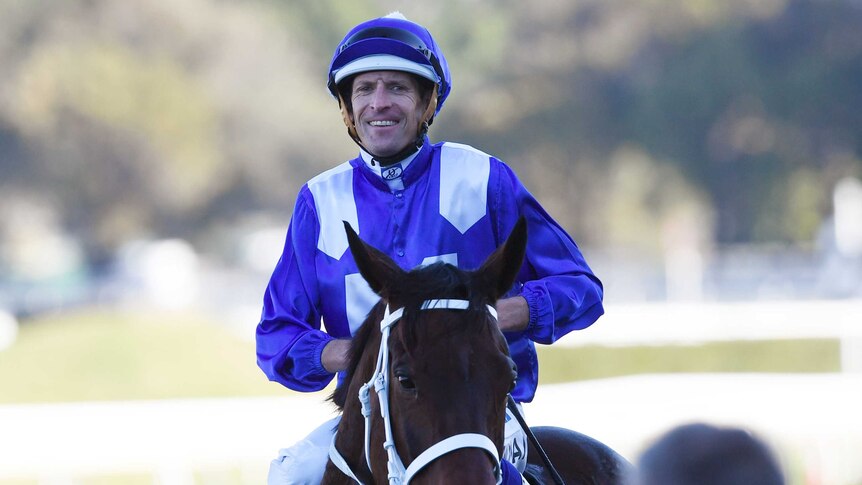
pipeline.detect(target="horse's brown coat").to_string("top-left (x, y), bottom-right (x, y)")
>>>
top-left (322, 219), bottom-right (631, 484)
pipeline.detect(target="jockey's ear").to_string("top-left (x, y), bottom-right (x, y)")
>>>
top-left (476, 217), bottom-right (527, 301)
top-left (344, 220), bottom-right (404, 297)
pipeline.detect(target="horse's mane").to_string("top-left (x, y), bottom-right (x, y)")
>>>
top-left (329, 262), bottom-right (490, 410)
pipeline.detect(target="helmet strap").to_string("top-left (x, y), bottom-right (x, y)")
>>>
top-left (420, 89), bottom-right (438, 129)
top-left (337, 86), bottom-right (439, 167)
top-left (337, 91), bottom-right (363, 147)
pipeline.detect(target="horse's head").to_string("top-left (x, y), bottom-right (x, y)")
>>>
top-left (328, 218), bottom-right (527, 484)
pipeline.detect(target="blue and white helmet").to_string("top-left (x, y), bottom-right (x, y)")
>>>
top-left (327, 13), bottom-right (451, 155)
top-left (328, 13), bottom-right (451, 113)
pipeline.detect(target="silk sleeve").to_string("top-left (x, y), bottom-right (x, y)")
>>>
top-left (492, 161), bottom-right (605, 344)
top-left (255, 188), bottom-right (336, 391)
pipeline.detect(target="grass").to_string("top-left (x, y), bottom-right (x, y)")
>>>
top-left (536, 339), bottom-right (842, 383)
top-left (0, 307), bottom-right (286, 404)
top-left (0, 307), bottom-right (843, 403)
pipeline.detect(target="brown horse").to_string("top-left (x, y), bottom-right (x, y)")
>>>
top-left (322, 218), bottom-right (631, 484)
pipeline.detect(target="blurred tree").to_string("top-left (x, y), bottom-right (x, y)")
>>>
top-left (0, 0), bottom-right (860, 265)
top-left (0, 0), bottom-right (351, 260)
top-left (619, 0), bottom-right (862, 243)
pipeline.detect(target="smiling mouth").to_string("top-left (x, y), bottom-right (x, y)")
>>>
top-left (369, 120), bottom-right (398, 127)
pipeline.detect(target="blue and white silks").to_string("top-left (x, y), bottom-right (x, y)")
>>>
top-left (256, 139), bottom-right (604, 403)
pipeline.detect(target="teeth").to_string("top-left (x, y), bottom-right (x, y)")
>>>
top-left (369, 120), bottom-right (397, 126)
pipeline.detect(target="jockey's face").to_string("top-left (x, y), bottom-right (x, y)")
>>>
top-left (350, 71), bottom-right (426, 158)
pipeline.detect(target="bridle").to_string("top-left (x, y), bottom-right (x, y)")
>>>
top-left (328, 299), bottom-right (503, 485)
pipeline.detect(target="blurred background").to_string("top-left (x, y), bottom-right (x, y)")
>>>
top-left (0, 0), bottom-right (861, 483)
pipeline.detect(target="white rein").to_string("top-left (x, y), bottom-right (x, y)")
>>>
top-left (328, 299), bottom-right (502, 485)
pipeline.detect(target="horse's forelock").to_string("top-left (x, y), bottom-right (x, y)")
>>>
top-left (409, 262), bottom-right (469, 298)
top-left (397, 263), bottom-right (496, 347)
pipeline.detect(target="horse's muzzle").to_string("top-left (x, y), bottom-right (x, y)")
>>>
top-left (414, 447), bottom-right (500, 485)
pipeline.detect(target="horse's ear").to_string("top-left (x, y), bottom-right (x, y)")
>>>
top-left (477, 217), bottom-right (528, 301)
top-left (344, 221), bottom-right (403, 296)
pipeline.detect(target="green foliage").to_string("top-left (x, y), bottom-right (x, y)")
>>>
top-left (15, 42), bottom-right (223, 209)
top-left (615, 0), bottom-right (862, 243)
top-left (1, 0), bottom-right (861, 256)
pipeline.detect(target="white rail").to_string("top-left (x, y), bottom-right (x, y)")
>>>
top-left (1, 375), bottom-right (860, 484)
top-left (563, 299), bottom-right (862, 372)
top-left (563, 299), bottom-right (862, 346)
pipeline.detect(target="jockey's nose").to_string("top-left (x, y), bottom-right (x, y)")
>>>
top-left (369, 82), bottom-right (391, 110)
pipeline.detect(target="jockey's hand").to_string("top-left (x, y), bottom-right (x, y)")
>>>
top-left (496, 296), bottom-right (529, 333)
top-left (322, 338), bottom-right (351, 373)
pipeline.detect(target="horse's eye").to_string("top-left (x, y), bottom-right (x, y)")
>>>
top-left (397, 374), bottom-right (416, 390)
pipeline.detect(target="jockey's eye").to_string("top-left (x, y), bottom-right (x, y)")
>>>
top-left (396, 374), bottom-right (416, 390)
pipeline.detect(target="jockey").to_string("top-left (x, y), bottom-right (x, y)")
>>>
top-left (257, 12), bottom-right (605, 484)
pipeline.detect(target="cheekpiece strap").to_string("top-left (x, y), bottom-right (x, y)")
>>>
top-left (380, 305), bottom-right (405, 330)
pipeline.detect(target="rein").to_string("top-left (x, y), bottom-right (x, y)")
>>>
top-left (329, 299), bottom-right (503, 485)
